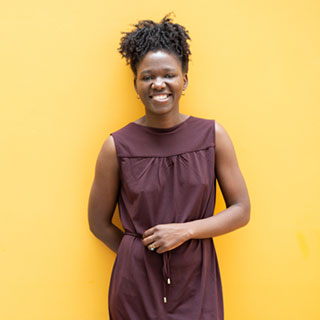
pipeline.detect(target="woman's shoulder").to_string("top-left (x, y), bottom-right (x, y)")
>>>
top-left (110, 121), bottom-right (135, 136)
top-left (189, 115), bottom-right (215, 123)
top-left (188, 116), bottom-right (232, 148)
top-left (190, 116), bottom-right (226, 134)
top-left (187, 115), bottom-right (218, 136)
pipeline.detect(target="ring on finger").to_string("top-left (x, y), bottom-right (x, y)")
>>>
top-left (149, 243), bottom-right (156, 251)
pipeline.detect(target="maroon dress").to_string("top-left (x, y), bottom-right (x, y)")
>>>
top-left (109, 116), bottom-right (223, 319)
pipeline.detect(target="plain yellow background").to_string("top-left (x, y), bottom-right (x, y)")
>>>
top-left (1, 0), bottom-right (320, 319)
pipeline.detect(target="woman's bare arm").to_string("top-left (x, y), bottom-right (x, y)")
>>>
top-left (142, 121), bottom-right (251, 253)
top-left (184, 121), bottom-right (251, 237)
top-left (88, 136), bottom-right (123, 253)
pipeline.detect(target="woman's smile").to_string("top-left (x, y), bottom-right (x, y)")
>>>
top-left (150, 93), bottom-right (172, 102)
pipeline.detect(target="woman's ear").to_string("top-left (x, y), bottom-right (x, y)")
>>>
top-left (183, 73), bottom-right (189, 91)
top-left (134, 78), bottom-right (137, 92)
top-left (134, 78), bottom-right (140, 99)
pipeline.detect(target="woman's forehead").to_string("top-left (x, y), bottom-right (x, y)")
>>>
top-left (137, 51), bottom-right (182, 73)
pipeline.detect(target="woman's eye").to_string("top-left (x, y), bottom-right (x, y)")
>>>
top-left (142, 76), bottom-right (152, 81)
top-left (165, 74), bottom-right (174, 79)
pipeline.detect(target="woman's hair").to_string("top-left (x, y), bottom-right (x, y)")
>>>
top-left (118, 13), bottom-right (191, 75)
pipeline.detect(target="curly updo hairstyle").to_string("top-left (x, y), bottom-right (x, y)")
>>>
top-left (118, 13), bottom-right (191, 75)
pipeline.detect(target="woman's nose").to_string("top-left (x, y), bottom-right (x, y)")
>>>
top-left (151, 77), bottom-right (165, 89)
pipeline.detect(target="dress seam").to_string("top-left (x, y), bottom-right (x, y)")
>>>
top-left (116, 145), bottom-right (215, 159)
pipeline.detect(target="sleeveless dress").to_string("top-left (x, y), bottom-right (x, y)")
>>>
top-left (109, 116), bottom-right (224, 320)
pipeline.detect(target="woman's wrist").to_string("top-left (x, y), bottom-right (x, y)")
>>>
top-left (182, 222), bottom-right (194, 241)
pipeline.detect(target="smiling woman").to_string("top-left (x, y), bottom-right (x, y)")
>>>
top-left (88, 13), bottom-right (250, 320)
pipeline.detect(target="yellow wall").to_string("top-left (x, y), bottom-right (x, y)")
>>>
top-left (1, 0), bottom-right (319, 319)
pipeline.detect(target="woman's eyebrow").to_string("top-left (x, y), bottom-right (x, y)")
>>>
top-left (140, 67), bottom-right (176, 74)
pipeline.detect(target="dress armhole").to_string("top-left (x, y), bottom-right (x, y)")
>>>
top-left (212, 120), bottom-right (216, 178)
top-left (213, 120), bottom-right (216, 148)
top-left (109, 133), bottom-right (122, 176)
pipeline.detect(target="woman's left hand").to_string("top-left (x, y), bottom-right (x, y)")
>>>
top-left (142, 223), bottom-right (191, 254)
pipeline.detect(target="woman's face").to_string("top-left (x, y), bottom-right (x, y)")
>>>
top-left (134, 50), bottom-right (188, 116)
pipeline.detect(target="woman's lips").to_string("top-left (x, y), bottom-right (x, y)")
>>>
top-left (150, 94), bottom-right (172, 102)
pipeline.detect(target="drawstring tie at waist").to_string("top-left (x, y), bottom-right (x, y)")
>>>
top-left (124, 230), bottom-right (171, 303)
top-left (162, 250), bottom-right (171, 303)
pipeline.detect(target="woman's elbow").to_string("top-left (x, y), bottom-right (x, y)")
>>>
top-left (240, 201), bottom-right (251, 227)
top-left (88, 219), bottom-right (101, 239)
top-left (88, 214), bottom-right (108, 239)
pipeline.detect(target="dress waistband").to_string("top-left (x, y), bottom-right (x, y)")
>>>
top-left (124, 230), bottom-right (171, 303)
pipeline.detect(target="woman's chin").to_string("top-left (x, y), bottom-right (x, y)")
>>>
top-left (145, 102), bottom-right (179, 115)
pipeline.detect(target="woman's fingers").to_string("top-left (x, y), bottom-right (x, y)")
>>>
top-left (142, 231), bottom-right (161, 252)
top-left (141, 233), bottom-right (156, 246)
top-left (142, 227), bottom-right (154, 239)
top-left (147, 242), bottom-right (157, 252)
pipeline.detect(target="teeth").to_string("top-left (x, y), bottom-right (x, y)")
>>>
top-left (152, 94), bottom-right (169, 101)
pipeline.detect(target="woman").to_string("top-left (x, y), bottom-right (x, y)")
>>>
top-left (88, 14), bottom-right (250, 320)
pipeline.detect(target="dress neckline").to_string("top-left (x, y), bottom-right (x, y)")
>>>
top-left (130, 116), bottom-right (192, 133)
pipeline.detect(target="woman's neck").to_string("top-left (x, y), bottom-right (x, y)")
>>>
top-left (135, 112), bottom-right (189, 129)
